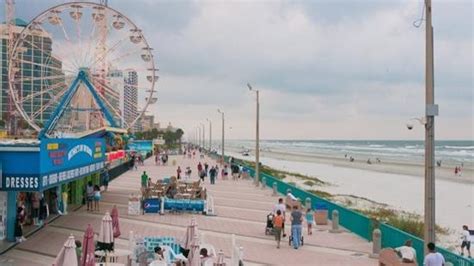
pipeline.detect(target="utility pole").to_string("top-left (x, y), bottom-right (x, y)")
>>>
top-left (248, 83), bottom-right (260, 186)
top-left (218, 109), bottom-right (225, 165)
top-left (207, 118), bottom-right (212, 151)
top-left (424, 0), bottom-right (437, 254)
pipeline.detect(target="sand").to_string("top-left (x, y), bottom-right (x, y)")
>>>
top-left (242, 148), bottom-right (473, 184)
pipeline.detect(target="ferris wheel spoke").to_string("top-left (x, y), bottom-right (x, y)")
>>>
top-left (15, 36), bottom-right (71, 69)
top-left (90, 78), bottom-right (128, 127)
top-left (20, 82), bottom-right (67, 103)
top-left (14, 74), bottom-right (69, 83)
top-left (31, 88), bottom-right (68, 119)
top-left (107, 49), bottom-right (143, 66)
top-left (87, 35), bottom-right (130, 70)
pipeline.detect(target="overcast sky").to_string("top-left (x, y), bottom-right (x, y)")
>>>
top-left (8, 0), bottom-right (473, 140)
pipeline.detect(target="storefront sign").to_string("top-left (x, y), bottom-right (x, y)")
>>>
top-left (0, 138), bottom-right (106, 191)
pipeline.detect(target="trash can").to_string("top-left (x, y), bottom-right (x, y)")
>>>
top-left (314, 203), bottom-right (328, 225)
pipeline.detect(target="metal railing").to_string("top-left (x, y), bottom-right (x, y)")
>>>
top-left (240, 163), bottom-right (474, 266)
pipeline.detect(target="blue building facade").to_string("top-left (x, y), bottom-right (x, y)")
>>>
top-left (0, 138), bottom-right (105, 241)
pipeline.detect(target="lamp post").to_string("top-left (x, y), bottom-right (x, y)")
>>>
top-left (423, 0), bottom-right (437, 254)
top-left (206, 118), bottom-right (212, 151)
top-left (198, 126), bottom-right (201, 149)
top-left (201, 123), bottom-right (205, 151)
top-left (247, 83), bottom-right (260, 187)
top-left (217, 109), bottom-right (225, 165)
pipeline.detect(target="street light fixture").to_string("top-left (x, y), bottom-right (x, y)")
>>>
top-left (248, 83), bottom-right (260, 187)
top-left (217, 109), bottom-right (225, 165)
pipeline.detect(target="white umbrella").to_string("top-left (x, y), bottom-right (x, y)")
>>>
top-left (187, 233), bottom-right (200, 266)
top-left (216, 250), bottom-right (225, 265)
top-left (98, 212), bottom-right (114, 251)
top-left (53, 234), bottom-right (78, 266)
top-left (183, 217), bottom-right (198, 249)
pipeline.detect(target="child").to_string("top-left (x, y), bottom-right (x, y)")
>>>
top-left (93, 185), bottom-right (101, 211)
top-left (306, 208), bottom-right (314, 235)
top-left (273, 210), bottom-right (284, 248)
top-left (75, 240), bottom-right (82, 265)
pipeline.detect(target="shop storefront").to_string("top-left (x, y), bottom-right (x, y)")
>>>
top-left (0, 138), bottom-right (105, 241)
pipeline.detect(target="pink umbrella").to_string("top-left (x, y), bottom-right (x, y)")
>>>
top-left (111, 205), bottom-right (121, 238)
top-left (187, 233), bottom-right (200, 266)
top-left (81, 224), bottom-right (95, 266)
top-left (53, 234), bottom-right (78, 266)
top-left (98, 212), bottom-right (114, 251)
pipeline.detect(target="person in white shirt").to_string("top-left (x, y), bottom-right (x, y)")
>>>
top-left (273, 198), bottom-right (287, 237)
top-left (461, 225), bottom-right (471, 258)
top-left (424, 242), bottom-right (445, 266)
top-left (395, 240), bottom-right (417, 263)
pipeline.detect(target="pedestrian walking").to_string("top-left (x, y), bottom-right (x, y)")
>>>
top-left (177, 166), bottom-right (182, 180)
top-left (306, 208), bottom-right (314, 235)
top-left (14, 206), bottom-right (26, 242)
top-left (93, 185), bottom-right (101, 211)
top-left (424, 242), bottom-right (445, 266)
top-left (273, 198), bottom-right (286, 237)
top-left (461, 225), bottom-right (472, 258)
top-left (273, 210), bottom-right (284, 248)
top-left (102, 164), bottom-right (110, 192)
top-left (290, 205), bottom-right (303, 249)
top-left (86, 181), bottom-right (94, 212)
top-left (204, 162), bottom-right (209, 177)
top-left (209, 166), bottom-right (217, 184)
top-left (141, 171), bottom-right (149, 188)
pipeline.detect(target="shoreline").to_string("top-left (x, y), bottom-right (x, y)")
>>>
top-left (231, 147), bottom-right (473, 185)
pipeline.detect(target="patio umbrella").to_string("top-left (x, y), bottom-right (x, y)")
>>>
top-left (182, 217), bottom-right (198, 250)
top-left (81, 224), bottom-right (95, 266)
top-left (216, 250), bottom-right (225, 265)
top-left (53, 234), bottom-right (78, 266)
top-left (187, 233), bottom-right (201, 266)
top-left (111, 205), bottom-right (121, 238)
top-left (97, 212), bottom-right (114, 251)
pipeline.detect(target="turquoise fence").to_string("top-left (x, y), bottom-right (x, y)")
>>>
top-left (240, 163), bottom-right (474, 266)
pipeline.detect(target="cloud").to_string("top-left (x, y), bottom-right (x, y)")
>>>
top-left (12, 0), bottom-right (473, 140)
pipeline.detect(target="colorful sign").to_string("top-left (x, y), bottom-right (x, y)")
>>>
top-left (39, 138), bottom-right (105, 190)
top-left (0, 138), bottom-right (106, 191)
top-left (107, 150), bottom-right (125, 162)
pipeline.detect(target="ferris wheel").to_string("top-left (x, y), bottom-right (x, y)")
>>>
top-left (8, 1), bottom-right (158, 138)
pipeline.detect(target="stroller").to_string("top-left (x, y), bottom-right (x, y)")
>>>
top-left (289, 230), bottom-right (304, 246)
top-left (265, 213), bottom-right (275, 235)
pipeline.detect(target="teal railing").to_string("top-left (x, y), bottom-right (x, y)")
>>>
top-left (240, 163), bottom-right (474, 266)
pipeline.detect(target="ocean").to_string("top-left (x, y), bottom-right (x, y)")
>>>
top-left (225, 140), bottom-right (474, 165)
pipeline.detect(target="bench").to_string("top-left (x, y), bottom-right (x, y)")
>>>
top-left (379, 249), bottom-right (417, 266)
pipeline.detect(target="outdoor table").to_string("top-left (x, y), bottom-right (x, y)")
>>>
top-left (95, 249), bottom-right (132, 263)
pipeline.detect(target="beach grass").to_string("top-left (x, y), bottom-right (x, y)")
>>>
top-left (236, 158), bottom-right (326, 184)
top-left (308, 189), bottom-right (333, 199)
top-left (354, 208), bottom-right (449, 238)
